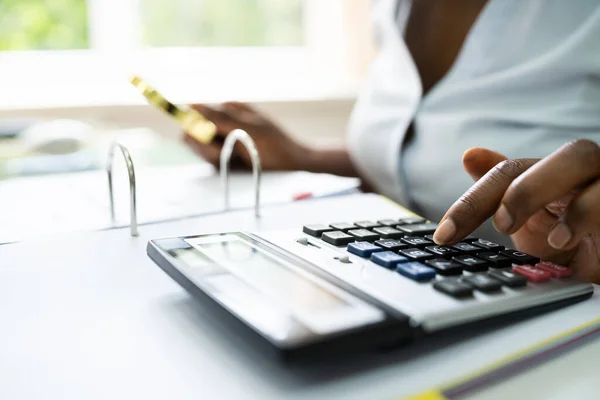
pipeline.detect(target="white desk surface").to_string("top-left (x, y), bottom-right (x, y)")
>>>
top-left (0, 194), bottom-right (598, 400)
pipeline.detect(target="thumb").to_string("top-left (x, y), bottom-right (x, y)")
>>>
top-left (463, 147), bottom-right (507, 181)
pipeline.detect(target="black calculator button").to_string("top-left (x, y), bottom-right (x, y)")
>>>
top-left (374, 239), bottom-right (409, 251)
top-left (424, 234), bottom-right (435, 242)
top-left (462, 274), bottom-right (502, 293)
top-left (452, 242), bottom-right (481, 254)
top-left (399, 248), bottom-right (435, 261)
top-left (397, 223), bottom-right (438, 236)
top-left (425, 246), bottom-right (461, 258)
top-left (473, 239), bottom-right (505, 251)
top-left (462, 235), bottom-right (479, 243)
top-left (354, 221), bottom-right (381, 229)
top-left (453, 255), bottom-right (489, 272)
top-left (373, 227), bottom-right (404, 239)
top-left (425, 259), bottom-right (463, 276)
top-left (499, 249), bottom-right (540, 265)
top-left (401, 236), bottom-right (433, 248)
top-left (303, 224), bottom-right (334, 238)
top-left (433, 280), bottom-right (473, 298)
top-left (488, 270), bottom-right (528, 288)
top-left (477, 252), bottom-right (513, 268)
top-left (321, 231), bottom-right (354, 246)
top-left (329, 222), bottom-right (356, 232)
top-left (378, 219), bottom-right (400, 226)
top-left (398, 217), bottom-right (426, 225)
top-left (348, 229), bottom-right (380, 242)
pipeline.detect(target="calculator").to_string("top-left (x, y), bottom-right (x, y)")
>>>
top-left (147, 217), bottom-right (594, 362)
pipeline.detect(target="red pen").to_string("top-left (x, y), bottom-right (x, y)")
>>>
top-left (293, 191), bottom-right (313, 201)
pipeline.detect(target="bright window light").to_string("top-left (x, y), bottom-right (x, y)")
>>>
top-left (0, 0), bottom-right (369, 109)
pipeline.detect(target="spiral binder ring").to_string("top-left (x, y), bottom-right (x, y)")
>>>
top-left (220, 129), bottom-right (262, 218)
top-left (106, 142), bottom-right (139, 237)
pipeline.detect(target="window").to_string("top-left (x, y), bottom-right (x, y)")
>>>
top-left (0, 0), bottom-right (89, 50)
top-left (140, 0), bottom-right (303, 47)
top-left (0, 0), bottom-right (302, 50)
top-left (0, 0), bottom-right (372, 109)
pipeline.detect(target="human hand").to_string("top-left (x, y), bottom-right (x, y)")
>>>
top-left (433, 140), bottom-right (600, 283)
top-left (183, 102), bottom-right (310, 171)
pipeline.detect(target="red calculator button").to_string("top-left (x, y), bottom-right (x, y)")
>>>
top-left (512, 265), bottom-right (552, 283)
top-left (535, 262), bottom-right (573, 278)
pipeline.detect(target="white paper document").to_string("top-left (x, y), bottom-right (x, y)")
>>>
top-left (0, 164), bottom-right (359, 243)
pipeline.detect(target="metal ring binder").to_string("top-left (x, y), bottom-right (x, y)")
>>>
top-left (106, 142), bottom-right (139, 237)
top-left (220, 129), bottom-right (262, 218)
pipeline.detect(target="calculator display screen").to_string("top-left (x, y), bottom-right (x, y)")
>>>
top-left (191, 235), bottom-right (348, 313)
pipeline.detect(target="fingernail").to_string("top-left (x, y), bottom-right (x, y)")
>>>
top-left (493, 205), bottom-right (514, 233)
top-left (434, 218), bottom-right (456, 244)
top-left (548, 223), bottom-right (573, 249)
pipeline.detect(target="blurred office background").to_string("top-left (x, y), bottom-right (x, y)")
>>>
top-left (0, 0), bottom-right (375, 164)
top-left (0, 0), bottom-right (372, 241)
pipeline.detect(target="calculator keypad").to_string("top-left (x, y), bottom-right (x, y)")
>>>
top-left (303, 217), bottom-right (570, 300)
